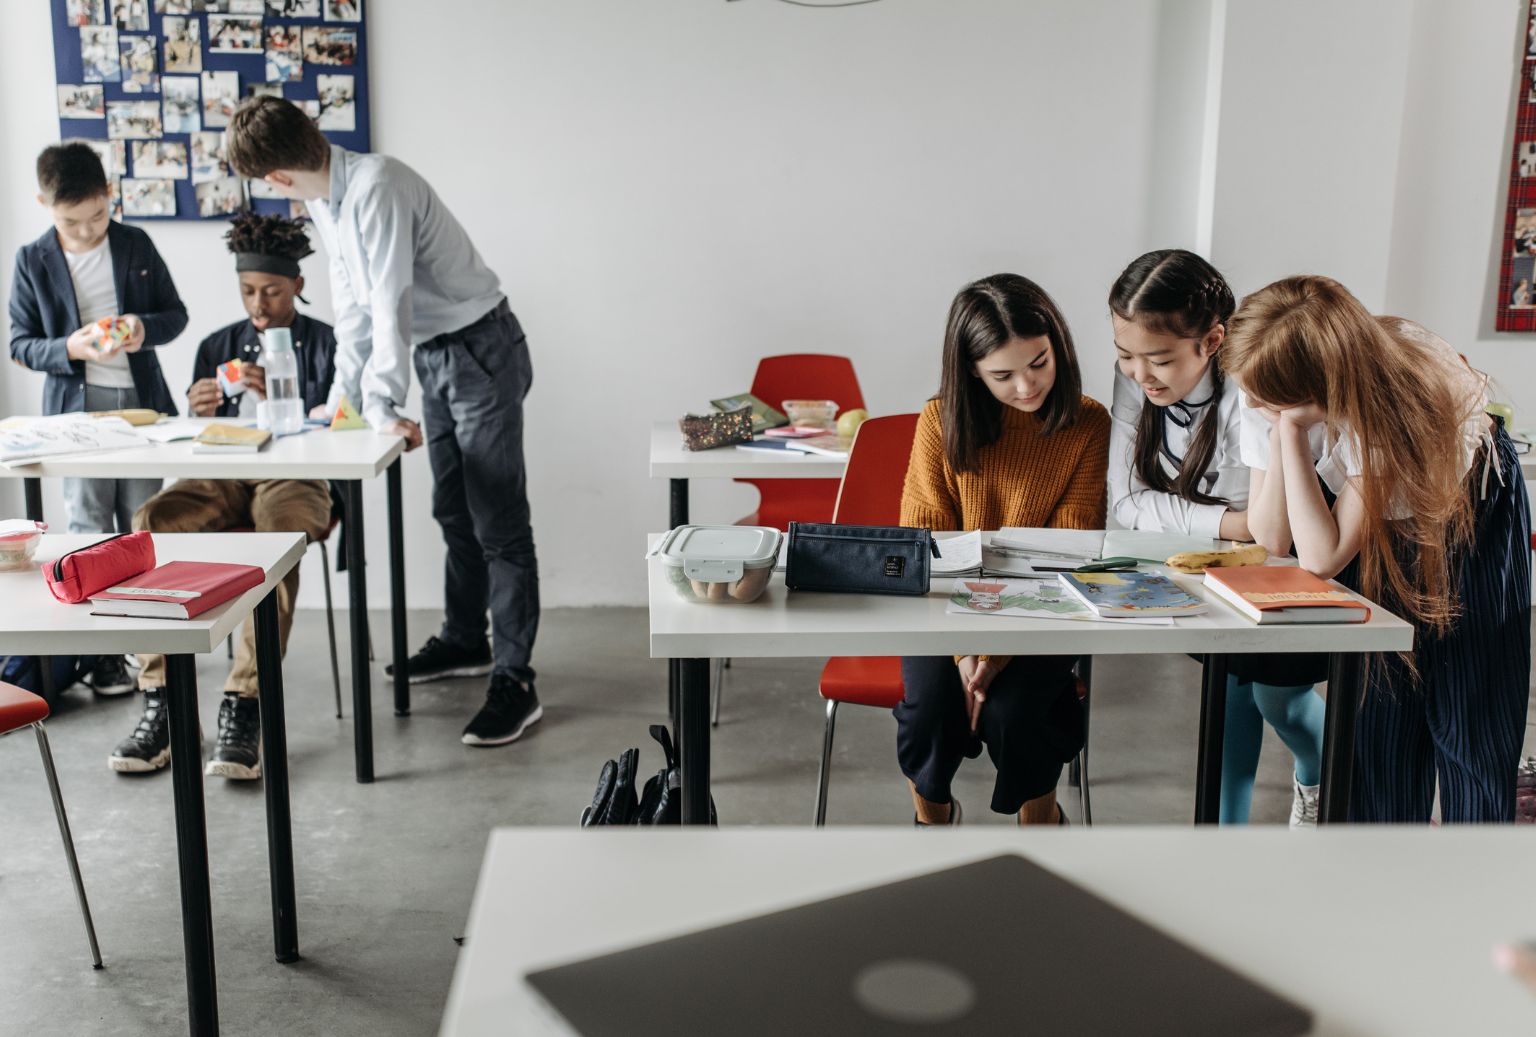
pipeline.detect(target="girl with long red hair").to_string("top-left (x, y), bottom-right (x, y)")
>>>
top-left (1224, 276), bottom-right (1530, 823)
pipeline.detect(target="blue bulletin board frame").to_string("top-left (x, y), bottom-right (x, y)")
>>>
top-left (49, 0), bottom-right (372, 222)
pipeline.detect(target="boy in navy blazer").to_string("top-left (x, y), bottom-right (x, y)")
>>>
top-left (8, 142), bottom-right (188, 694)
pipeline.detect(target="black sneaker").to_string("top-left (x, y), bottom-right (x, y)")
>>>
top-left (108, 688), bottom-right (171, 773)
top-left (205, 694), bottom-right (261, 781)
top-left (461, 675), bottom-right (542, 747)
top-left (387, 635), bottom-right (494, 685)
top-left (88, 655), bottom-right (136, 696)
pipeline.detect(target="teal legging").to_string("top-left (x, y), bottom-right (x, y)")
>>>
top-left (1220, 676), bottom-right (1325, 824)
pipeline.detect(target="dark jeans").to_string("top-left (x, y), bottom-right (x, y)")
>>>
top-left (896, 655), bottom-right (1084, 815)
top-left (413, 302), bottom-right (540, 684)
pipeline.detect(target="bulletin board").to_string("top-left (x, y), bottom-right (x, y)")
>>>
top-left (1498, 0), bottom-right (1536, 330)
top-left (49, 0), bottom-right (372, 222)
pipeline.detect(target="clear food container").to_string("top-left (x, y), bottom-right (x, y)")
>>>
top-left (781, 399), bottom-right (838, 430)
top-left (654, 524), bottom-right (781, 604)
top-left (0, 519), bottom-right (46, 572)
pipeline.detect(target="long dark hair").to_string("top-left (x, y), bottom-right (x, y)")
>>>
top-left (1108, 249), bottom-right (1236, 507)
top-left (938, 274), bottom-right (1083, 473)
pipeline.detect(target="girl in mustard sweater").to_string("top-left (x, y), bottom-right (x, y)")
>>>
top-left (898, 273), bottom-right (1109, 826)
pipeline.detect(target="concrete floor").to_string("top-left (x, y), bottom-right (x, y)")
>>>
top-left (3, 606), bottom-right (1534, 1036)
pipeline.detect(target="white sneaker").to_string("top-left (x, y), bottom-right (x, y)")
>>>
top-left (1290, 779), bottom-right (1320, 828)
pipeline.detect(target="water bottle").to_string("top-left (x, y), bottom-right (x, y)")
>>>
top-left (262, 326), bottom-right (304, 435)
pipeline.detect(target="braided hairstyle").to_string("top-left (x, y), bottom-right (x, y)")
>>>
top-left (1108, 249), bottom-right (1236, 507)
top-left (223, 211), bottom-right (314, 263)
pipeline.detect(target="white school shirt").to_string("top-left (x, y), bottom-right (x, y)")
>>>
top-left (1236, 324), bottom-right (1490, 513)
top-left (65, 239), bottom-right (133, 389)
top-left (306, 145), bottom-right (505, 428)
top-left (1108, 364), bottom-right (1247, 538)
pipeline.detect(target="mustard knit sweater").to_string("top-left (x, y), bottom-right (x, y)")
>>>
top-left (899, 396), bottom-right (1110, 532)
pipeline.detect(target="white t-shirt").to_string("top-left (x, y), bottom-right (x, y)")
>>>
top-left (65, 239), bottom-right (133, 389)
top-left (1109, 364), bottom-right (1248, 538)
top-left (1237, 324), bottom-right (1490, 512)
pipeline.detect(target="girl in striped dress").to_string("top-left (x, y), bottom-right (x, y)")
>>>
top-left (1224, 276), bottom-right (1530, 823)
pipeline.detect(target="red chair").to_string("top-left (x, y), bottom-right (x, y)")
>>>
top-left (712, 355), bottom-right (867, 722)
top-left (0, 681), bottom-right (102, 967)
top-left (734, 354), bottom-right (866, 531)
top-left (811, 414), bottom-right (1093, 825)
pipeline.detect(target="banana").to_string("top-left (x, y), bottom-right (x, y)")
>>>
top-left (1164, 542), bottom-right (1269, 574)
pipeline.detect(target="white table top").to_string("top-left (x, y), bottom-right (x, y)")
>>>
top-left (647, 536), bottom-right (1415, 659)
top-left (649, 421), bottom-right (848, 479)
top-left (0, 532), bottom-right (305, 655)
top-left (441, 827), bottom-right (1536, 1036)
top-left (0, 419), bottom-right (404, 480)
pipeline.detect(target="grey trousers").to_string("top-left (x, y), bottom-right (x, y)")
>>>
top-left (413, 303), bottom-right (540, 684)
top-left (62, 385), bottom-right (162, 534)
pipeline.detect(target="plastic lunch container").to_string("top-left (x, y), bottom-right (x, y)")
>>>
top-left (781, 399), bottom-right (838, 429)
top-left (654, 524), bottom-right (782, 604)
top-left (0, 519), bottom-right (46, 572)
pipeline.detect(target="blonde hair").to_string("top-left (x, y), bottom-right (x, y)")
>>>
top-left (1222, 276), bottom-right (1477, 635)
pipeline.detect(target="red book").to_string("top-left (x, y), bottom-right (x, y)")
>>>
top-left (1203, 565), bottom-right (1371, 625)
top-left (89, 561), bottom-right (266, 620)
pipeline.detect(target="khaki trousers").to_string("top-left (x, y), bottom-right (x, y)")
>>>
top-left (134, 479), bottom-right (333, 696)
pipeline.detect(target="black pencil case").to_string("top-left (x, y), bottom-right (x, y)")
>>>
top-left (784, 522), bottom-right (935, 596)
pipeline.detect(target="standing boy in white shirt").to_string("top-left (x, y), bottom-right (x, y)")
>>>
top-left (225, 97), bottom-right (542, 748)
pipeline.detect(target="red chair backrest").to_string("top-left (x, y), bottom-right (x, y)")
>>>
top-left (750, 354), bottom-right (866, 416)
top-left (832, 414), bottom-right (920, 525)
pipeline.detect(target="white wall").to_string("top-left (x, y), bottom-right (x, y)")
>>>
top-left (2, 0), bottom-right (1531, 611)
top-left (2, 0), bottom-right (1177, 608)
top-left (1384, 0), bottom-right (1536, 417)
top-left (1207, 0), bottom-right (1415, 307)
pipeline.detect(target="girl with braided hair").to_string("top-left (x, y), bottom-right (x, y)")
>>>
top-left (1108, 249), bottom-right (1326, 826)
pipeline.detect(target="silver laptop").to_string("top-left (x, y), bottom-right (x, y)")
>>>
top-left (525, 853), bottom-right (1312, 1036)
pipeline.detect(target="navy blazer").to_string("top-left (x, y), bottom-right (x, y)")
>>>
top-left (190, 313), bottom-right (338, 418)
top-left (9, 221), bottom-right (188, 416)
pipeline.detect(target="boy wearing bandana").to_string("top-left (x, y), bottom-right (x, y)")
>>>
top-left (109, 213), bottom-right (338, 781)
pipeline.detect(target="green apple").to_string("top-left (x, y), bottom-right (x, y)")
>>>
top-left (836, 408), bottom-right (869, 439)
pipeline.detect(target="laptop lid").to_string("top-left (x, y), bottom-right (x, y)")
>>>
top-left (525, 853), bottom-right (1312, 1036)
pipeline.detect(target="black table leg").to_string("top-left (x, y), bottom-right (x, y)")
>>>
top-left (24, 478), bottom-right (55, 703)
top-left (669, 478), bottom-right (688, 529)
top-left (676, 658), bottom-right (711, 824)
top-left (1194, 653), bottom-right (1229, 825)
top-left (165, 653), bottom-right (218, 1036)
top-left (1319, 652), bottom-right (1362, 824)
top-left (666, 481), bottom-right (688, 728)
top-left (387, 458), bottom-right (409, 717)
top-left (254, 591), bottom-right (299, 964)
top-left (344, 480), bottom-right (374, 784)
top-left (23, 477), bottom-right (44, 523)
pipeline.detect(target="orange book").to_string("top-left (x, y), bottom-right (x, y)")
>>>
top-left (1203, 565), bottom-right (1370, 624)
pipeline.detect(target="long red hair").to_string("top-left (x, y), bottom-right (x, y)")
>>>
top-left (1222, 276), bottom-right (1479, 635)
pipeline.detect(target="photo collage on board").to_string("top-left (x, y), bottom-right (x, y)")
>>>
top-left (1500, 2), bottom-right (1536, 329)
top-left (52, 0), bottom-right (367, 221)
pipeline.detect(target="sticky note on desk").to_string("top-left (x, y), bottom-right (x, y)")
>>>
top-left (330, 395), bottom-right (366, 430)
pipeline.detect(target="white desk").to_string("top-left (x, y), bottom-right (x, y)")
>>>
top-left (0, 533), bottom-right (306, 1037)
top-left (0, 421), bottom-right (410, 783)
top-left (647, 536), bottom-right (1415, 824)
top-left (648, 420), bottom-right (847, 526)
top-left (441, 827), bottom-right (1536, 1036)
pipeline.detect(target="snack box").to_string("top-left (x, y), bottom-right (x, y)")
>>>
top-left (652, 524), bottom-right (781, 604)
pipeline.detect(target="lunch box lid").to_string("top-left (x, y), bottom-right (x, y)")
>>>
top-left (654, 525), bottom-right (781, 579)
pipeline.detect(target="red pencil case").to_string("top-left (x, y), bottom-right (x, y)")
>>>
top-left (42, 531), bottom-right (156, 604)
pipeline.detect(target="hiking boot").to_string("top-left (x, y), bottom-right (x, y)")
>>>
top-left (108, 688), bottom-right (171, 773)
top-left (205, 693), bottom-right (261, 780)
